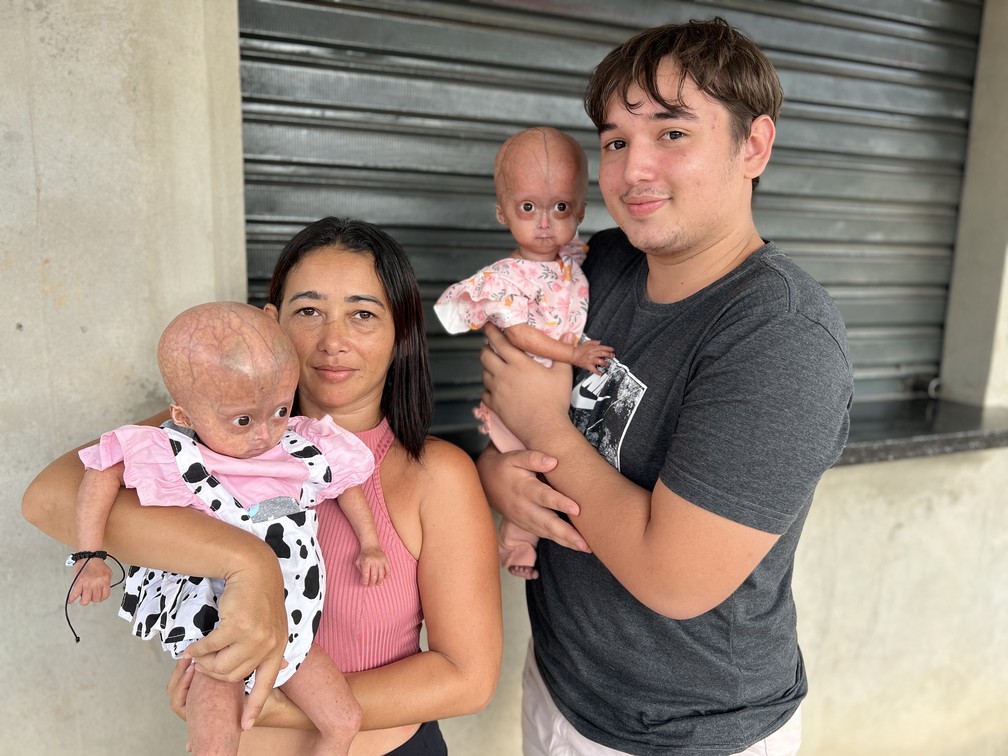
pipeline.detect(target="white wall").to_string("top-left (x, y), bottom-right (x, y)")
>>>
top-left (3, 1), bottom-right (245, 752)
top-left (940, 0), bottom-right (1008, 407)
top-left (4, 1), bottom-right (1007, 754)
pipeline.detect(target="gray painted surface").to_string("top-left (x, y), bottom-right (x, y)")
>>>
top-left (237, 0), bottom-right (981, 443)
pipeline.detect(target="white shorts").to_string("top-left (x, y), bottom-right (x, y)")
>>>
top-left (521, 640), bottom-right (802, 756)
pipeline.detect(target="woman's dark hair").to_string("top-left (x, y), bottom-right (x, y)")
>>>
top-left (268, 217), bottom-right (433, 460)
top-left (584, 17), bottom-right (783, 189)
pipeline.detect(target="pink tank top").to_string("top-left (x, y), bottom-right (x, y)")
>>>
top-left (313, 419), bottom-right (422, 673)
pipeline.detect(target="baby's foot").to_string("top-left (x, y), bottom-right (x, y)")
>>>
top-left (508, 564), bottom-right (539, 580)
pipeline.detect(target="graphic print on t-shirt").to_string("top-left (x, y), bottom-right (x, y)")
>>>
top-left (569, 353), bottom-right (646, 471)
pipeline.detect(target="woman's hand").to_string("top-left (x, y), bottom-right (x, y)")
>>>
top-left (183, 555), bottom-right (289, 731)
top-left (167, 658), bottom-right (196, 722)
top-left (476, 445), bottom-right (589, 553)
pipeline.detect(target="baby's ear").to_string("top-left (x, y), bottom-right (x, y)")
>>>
top-left (169, 404), bottom-right (194, 429)
top-left (495, 205), bottom-right (507, 226)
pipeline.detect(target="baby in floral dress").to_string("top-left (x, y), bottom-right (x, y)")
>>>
top-left (434, 126), bottom-right (613, 579)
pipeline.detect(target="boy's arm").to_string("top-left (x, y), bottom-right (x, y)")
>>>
top-left (68, 463), bottom-right (125, 605)
top-left (502, 323), bottom-right (613, 375)
top-left (480, 324), bottom-right (780, 620)
top-left (336, 485), bottom-right (390, 586)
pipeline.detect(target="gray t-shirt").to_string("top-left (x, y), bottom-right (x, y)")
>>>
top-left (528, 229), bottom-right (853, 755)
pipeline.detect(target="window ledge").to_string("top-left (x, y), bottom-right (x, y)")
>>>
top-left (838, 399), bottom-right (1008, 466)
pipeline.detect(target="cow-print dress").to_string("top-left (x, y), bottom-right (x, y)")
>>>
top-left (78, 415), bottom-right (374, 689)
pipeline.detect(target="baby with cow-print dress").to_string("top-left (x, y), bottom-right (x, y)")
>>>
top-left (66, 301), bottom-right (387, 756)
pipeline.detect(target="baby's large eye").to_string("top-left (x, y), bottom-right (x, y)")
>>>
top-left (234, 416), bottom-right (252, 427)
top-left (552, 201), bottom-right (574, 218)
top-left (274, 407), bottom-right (289, 419)
top-left (520, 201), bottom-right (535, 213)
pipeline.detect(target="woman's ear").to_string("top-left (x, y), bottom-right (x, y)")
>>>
top-left (170, 404), bottom-right (194, 429)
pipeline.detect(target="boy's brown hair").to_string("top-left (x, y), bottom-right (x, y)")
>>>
top-left (584, 17), bottom-right (783, 186)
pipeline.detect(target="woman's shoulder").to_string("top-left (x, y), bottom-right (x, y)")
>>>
top-left (382, 434), bottom-right (477, 494)
top-left (396, 436), bottom-right (478, 501)
top-left (413, 437), bottom-right (492, 539)
top-left (420, 435), bottom-right (479, 476)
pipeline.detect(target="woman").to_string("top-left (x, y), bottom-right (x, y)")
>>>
top-left (22, 217), bottom-right (503, 754)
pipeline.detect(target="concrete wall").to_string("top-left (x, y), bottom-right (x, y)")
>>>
top-left (939, 0), bottom-right (1008, 408)
top-left (3, 1), bottom-right (245, 752)
top-left (4, 2), bottom-right (1006, 755)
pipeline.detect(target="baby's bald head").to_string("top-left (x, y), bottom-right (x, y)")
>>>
top-left (158, 301), bottom-right (297, 408)
top-left (493, 126), bottom-right (588, 207)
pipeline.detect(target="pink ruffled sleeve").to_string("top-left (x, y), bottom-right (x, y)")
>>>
top-left (289, 415), bottom-right (376, 499)
top-left (433, 260), bottom-right (532, 333)
top-left (78, 425), bottom-right (209, 512)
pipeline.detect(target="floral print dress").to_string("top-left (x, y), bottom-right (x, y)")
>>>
top-left (433, 237), bottom-right (590, 366)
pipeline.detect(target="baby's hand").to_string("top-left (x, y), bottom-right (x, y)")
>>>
top-left (356, 547), bottom-right (391, 587)
top-left (68, 559), bottom-right (112, 605)
top-left (572, 339), bottom-right (615, 375)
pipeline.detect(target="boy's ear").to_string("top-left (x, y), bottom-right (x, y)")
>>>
top-left (169, 404), bottom-right (194, 429)
top-left (743, 114), bottom-right (775, 181)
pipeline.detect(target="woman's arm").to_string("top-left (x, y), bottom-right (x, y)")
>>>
top-left (22, 411), bottom-right (166, 548)
top-left (348, 438), bottom-right (502, 729)
top-left (21, 413), bottom-right (289, 727)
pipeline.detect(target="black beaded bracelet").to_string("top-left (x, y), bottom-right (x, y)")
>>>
top-left (65, 550), bottom-right (109, 567)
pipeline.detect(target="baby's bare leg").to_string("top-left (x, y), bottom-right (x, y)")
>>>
top-left (281, 644), bottom-right (361, 756)
top-left (187, 670), bottom-right (243, 756)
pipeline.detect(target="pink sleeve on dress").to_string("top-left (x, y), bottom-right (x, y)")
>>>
top-left (80, 425), bottom-right (208, 511)
top-left (433, 259), bottom-right (531, 333)
top-left (289, 415), bottom-right (376, 499)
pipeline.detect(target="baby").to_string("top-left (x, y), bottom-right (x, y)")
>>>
top-left (66, 301), bottom-right (389, 755)
top-left (434, 126), bottom-right (613, 579)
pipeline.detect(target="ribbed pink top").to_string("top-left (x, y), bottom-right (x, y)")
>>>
top-left (313, 419), bottom-right (422, 673)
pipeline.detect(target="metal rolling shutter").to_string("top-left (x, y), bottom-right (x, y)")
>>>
top-left (238, 0), bottom-right (982, 450)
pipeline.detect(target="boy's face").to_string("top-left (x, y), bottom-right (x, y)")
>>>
top-left (496, 148), bottom-right (585, 262)
top-left (597, 56), bottom-right (758, 259)
top-left (172, 361), bottom-right (299, 459)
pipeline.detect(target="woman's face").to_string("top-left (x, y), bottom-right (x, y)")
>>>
top-left (266, 246), bottom-right (395, 429)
